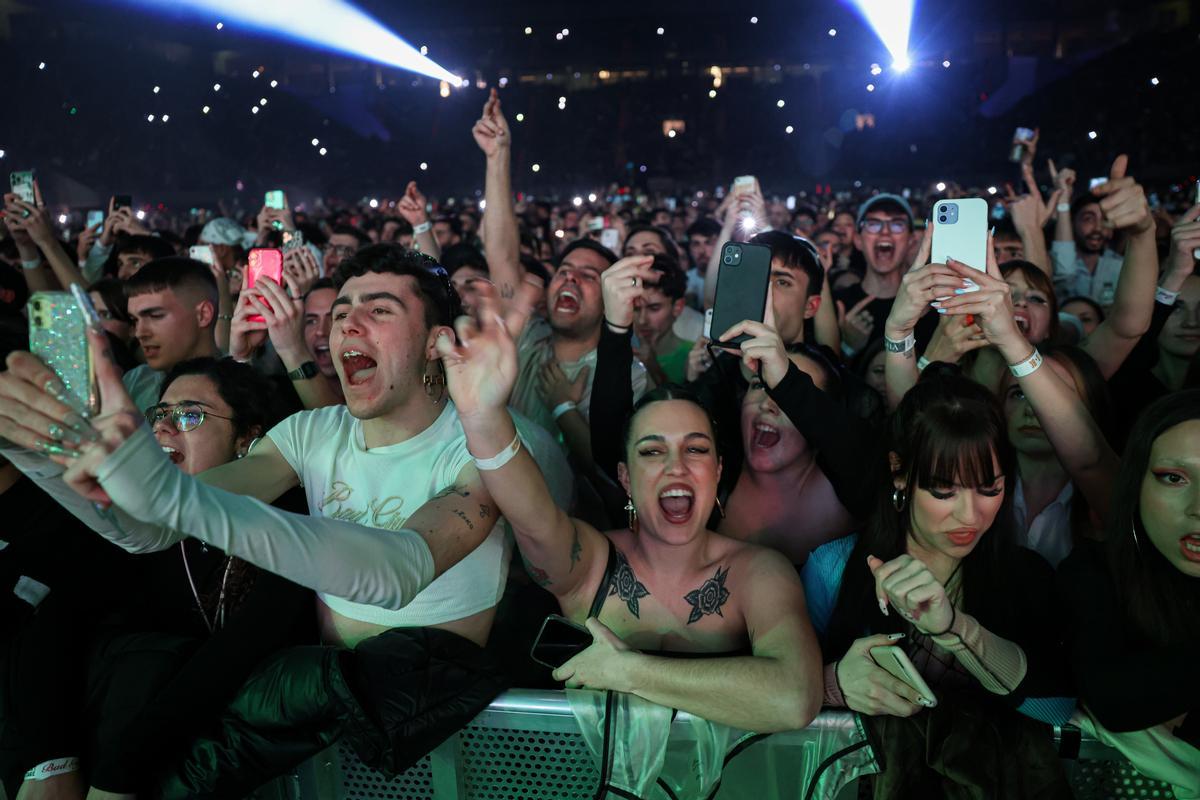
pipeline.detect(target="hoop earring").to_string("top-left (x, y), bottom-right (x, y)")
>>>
top-left (624, 498), bottom-right (638, 533)
top-left (892, 488), bottom-right (907, 513)
top-left (715, 496), bottom-right (726, 519)
top-left (1131, 519), bottom-right (1143, 555)
top-left (422, 362), bottom-right (446, 404)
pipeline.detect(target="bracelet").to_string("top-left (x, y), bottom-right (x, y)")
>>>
top-left (917, 355), bottom-right (931, 371)
top-left (552, 401), bottom-right (577, 421)
top-left (1055, 203), bottom-right (1070, 213)
top-left (604, 318), bottom-right (631, 334)
top-left (471, 432), bottom-right (521, 471)
top-left (928, 605), bottom-right (958, 638)
top-left (20, 257), bottom-right (43, 271)
top-left (412, 221), bottom-right (432, 235)
top-left (216, 313), bottom-right (233, 321)
top-left (24, 757), bottom-right (80, 782)
top-left (1155, 286), bottom-right (1179, 306)
top-left (1008, 347), bottom-right (1043, 378)
top-left (840, 341), bottom-right (857, 358)
top-left (884, 333), bottom-right (915, 354)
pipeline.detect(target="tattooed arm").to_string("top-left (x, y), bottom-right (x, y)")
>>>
top-left (557, 547), bottom-right (824, 732)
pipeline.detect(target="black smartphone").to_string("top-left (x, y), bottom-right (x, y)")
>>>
top-left (113, 194), bottom-right (132, 210)
top-left (708, 241), bottom-right (772, 348)
top-left (530, 614), bottom-right (593, 670)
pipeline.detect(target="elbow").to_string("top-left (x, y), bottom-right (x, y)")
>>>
top-left (774, 679), bottom-right (822, 732)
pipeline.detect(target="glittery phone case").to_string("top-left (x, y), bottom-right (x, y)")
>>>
top-left (28, 291), bottom-right (97, 416)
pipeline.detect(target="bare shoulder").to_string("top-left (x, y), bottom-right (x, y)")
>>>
top-left (708, 531), bottom-right (800, 583)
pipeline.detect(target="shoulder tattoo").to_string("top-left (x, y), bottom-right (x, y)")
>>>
top-left (568, 521), bottom-right (582, 572)
top-left (684, 566), bottom-right (731, 624)
top-left (609, 549), bottom-right (650, 618)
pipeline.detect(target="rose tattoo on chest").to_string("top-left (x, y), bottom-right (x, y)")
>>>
top-left (684, 566), bottom-right (731, 624)
top-left (610, 549), bottom-right (651, 617)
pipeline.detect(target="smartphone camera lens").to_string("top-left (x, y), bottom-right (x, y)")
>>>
top-left (723, 255), bottom-right (734, 265)
top-left (33, 316), bottom-right (43, 328)
top-left (940, 206), bottom-right (948, 214)
top-left (939, 215), bottom-right (947, 223)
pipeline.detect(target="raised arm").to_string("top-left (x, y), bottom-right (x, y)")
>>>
top-left (702, 190), bottom-right (741, 309)
top-left (439, 280), bottom-right (606, 600)
top-left (555, 548), bottom-right (822, 732)
top-left (397, 181), bottom-right (440, 261)
top-left (1077, 156), bottom-right (1157, 378)
top-left (936, 247), bottom-right (1120, 522)
top-left (475, 89), bottom-right (522, 305)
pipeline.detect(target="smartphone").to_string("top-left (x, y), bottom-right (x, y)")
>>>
top-left (264, 190), bottom-right (285, 210)
top-left (587, 216), bottom-right (605, 232)
top-left (732, 175), bottom-right (758, 197)
top-left (1194, 181), bottom-right (1200, 260)
top-left (1008, 127), bottom-right (1035, 163)
top-left (282, 228), bottom-right (305, 252)
top-left (1088, 177), bottom-right (1108, 191)
top-left (112, 194), bottom-right (132, 211)
top-left (86, 210), bottom-right (104, 230)
top-left (931, 198), bottom-right (988, 278)
top-left (28, 291), bottom-right (97, 416)
top-left (246, 248), bottom-right (283, 323)
top-left (189, 244), bottom-right (216, 266)
top-left (530, 614), bottom-right (593, 670)
top-left (709, 241), bottom-right (772, 348)
top-left (9, 171), bottom-right (35, 205)
top-left (870, 645), bottom-right (937, 708)
top-left (599, 228), bottom-right (620, 251)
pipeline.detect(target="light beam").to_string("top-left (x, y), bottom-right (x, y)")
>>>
top-left (848, 0), bottom-right (914, 72)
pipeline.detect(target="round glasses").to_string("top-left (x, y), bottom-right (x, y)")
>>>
top-left (858, 219), bottom-right (911, 235)
top-left (145, 403), bottom-right (234, 433)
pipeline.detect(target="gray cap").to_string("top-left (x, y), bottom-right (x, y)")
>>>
top-left (199, 217), bottom-right (255, 249)
top-left (856, 193), bottom-right (914, 227)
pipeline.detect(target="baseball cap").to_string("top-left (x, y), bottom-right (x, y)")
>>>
top-left (199, 217), bottom-right (256, 249)
top-left (856, 194), bottom-right (915, 228)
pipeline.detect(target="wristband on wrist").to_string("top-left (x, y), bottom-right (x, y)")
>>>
top-left (840, 341), bottom-right (857, 358)
top-left (24, 757), bottom-right (80, 782)
top-left (917, 355), bottom-right (931, 371)
top-left (1055, 203), bottom-right (1071, 213)
top-left (1008, 347), bottom-right (1043, 378)
top-left (552, 401), bottom-right (577, 421)
top-left (216, 313), bottom-right (233, 321)
top-left (471, 432), bottom-right (521, 471)
top-left (604, 318), bottom-right (631, 334)
top-left (20, 257), bottom-right (43, 271)
top-left (1155, 286), bottom-right (1180, 306)
top-left (412, 221), bottom-right (432, 235)
top-left (884, 333), bottom-right (915, 354)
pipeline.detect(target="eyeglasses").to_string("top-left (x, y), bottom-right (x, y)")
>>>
top-left (145, 403), bottom-right (234, 432)
top-left (324, 244), bottom-right (357, 258)
top-left (858, 219), bottom-right (911, 235)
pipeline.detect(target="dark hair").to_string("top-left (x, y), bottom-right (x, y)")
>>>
top-left (686, 217), bottom-right (722, 240)
top-left (643, 254), bottom-right (687, 301)
top-left (304, 277), bottom-right (335, 299)
top-left (825, 369), bottom-right (1019, 654)
top-left (1060, 295), bottom-right (1106, 325)
top-left (434, 215), bottom-right (463, 238)
top-left (519, 253), bottom-right (551, 288)
top-left (558, 238), bottom-right (618, 269)
top-left (1070, 193), bottom-right (1102, 219)
top-left (785, 341), bottom-right (844, 401)
top-left (87, 278), bottom-right (132, 325)
top-left (104, 234), bottom-right (176, 278)
top-left (332, 243), bottom-right (462, 329)
top-left (441, 243), bottom-right (489, 277)
top-left (623, 224), bottom-right (681, 260)
top-left (749, 230), bottom-right (824, 299)
top-left (382, 216), bottom-right (414, 239)
top-left (123, 257), bottom-right (218, 306)
top-left (329, 223), bottom-right (370, 247)
top-left (620, 383), bottom-right (720, 459)
top-left (1102, 390), bottom-right (1200, 648)
top-left (1001, 260), bottom-right (1059, 343)
top-left (992, 219), bottom-right (1021, 241)
top-left (297, 222), bottom-right (327, 248)
top-left (158, 357), bottom-right (292, 441)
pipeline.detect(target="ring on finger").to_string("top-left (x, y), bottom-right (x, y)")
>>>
top-left (630, 277), bottom-right (638, 287)
top-left (47, 423), bottom-right (65, 441)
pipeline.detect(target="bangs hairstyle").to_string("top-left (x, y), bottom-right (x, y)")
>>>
top-left (332, 243), bottom-right (462, 329)
top-left (620, 384), bottom-right (720, 461)
top-left (749, 230), bottom-right (824, 299)
top-left (824, 366), bottom-right (1019, 656)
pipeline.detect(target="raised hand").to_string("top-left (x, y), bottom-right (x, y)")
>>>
top-left (717, 299), bottom-right (790, 388)
top-left (1091, 155), bottom-right (1152, 235)
top-left (928, 234), bottom-right (1027, 358)
top-left (396, 181), bottom-right (430, 227)
top-left (867, 554), bottom-right (954, 636)
top-left (228, 273), bottom-right (268, 362)
top-left (599, 255), bottom-right (656, 328)
top-left (538, 361), bottom-right (590, 408)
top-left (436, 278), bottom-right (540, 418)
top-left (246, 277), bottom-right (308, 366)
top-left (685, 337), bottom-right (714, 382)
top-left (837, 294), bottom-right (878, 355)
top-left (1165, 204), bottom-right (1200, 283)
top-left (472, 88), bottom-right (511, 159)
top-left (283, 245), bottom-right (320, 296)
top-left (1047, 159), bottom-right (1075, 199)
top-left (923, 314), bottom-right (989, 365)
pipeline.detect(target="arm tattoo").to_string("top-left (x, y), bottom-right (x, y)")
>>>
top-left (479, 504), bottom-right (489, 519)
top-left (452, 509), bottom-right (474, 530)
top-left (684, 566), bottom-right (731, 624)
top-left (610, 549), bottom-right (650, 618)
top-left (431, 484), bottom-right (470, 501)
top-left (521, 552), bottom-right (551, 588)
top-left (500, 283), bottom-right (515, 299)
top-left (568, 521), bottom-right (582, 573)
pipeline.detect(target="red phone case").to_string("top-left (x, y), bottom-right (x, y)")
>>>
top-left (246, 249), bottom-right (283, 323)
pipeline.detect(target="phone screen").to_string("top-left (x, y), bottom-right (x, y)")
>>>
top-left (9, 171), bottom-right (35, 205)
top-left (86, 210), bottom-right (105, 229)
top-left (265, 190), bottom-right (285, 210)
top-left (530, 615), bottom-right (593, 670)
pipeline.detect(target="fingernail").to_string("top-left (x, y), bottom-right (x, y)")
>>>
top-left (36, 441), bottom-right (78, 458)
top-left (953, 288), bottom-right (968, 295)
top-left (43, 377), bottom-right (66, 398)
top-left (937, 308), bottom-right (947, 315)
top-left (963, 279), bottom-right (978, 289)
top-left (888, 632), bottom-right (905, 641)
top-left (59, 429), bottom-right (83, 447)
top-left (878, 598), bottom-right (889, 617)
top-left (63, 412), bottom-right (93, 435)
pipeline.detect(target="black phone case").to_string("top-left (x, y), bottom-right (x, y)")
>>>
top-left (530, 615), bottom-right (593, 670)
top-left (710, 241), bottom-right (772, 347)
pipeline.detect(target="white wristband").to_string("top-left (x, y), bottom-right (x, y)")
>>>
top-left (20, 257), bottom-right (43, 271)
top-left (412, 221), bottom-right (432, 235)
top-left (1008, 348), bottom-right (1043, 378)
top-left (1155, 286), bottom-right (1179, 306)
top-left (552, 401), bottom-right (577, 421)
top-left (471, 432), bottom-right (521, 471)
top-left (1055, 203), bottom-right (1070, 213)
top-left (884, 333), bottom-right (915, 354)
top-left (917, 355), bottom-right (931, 371)
top-left (25, 757), bottom-right (80, 781)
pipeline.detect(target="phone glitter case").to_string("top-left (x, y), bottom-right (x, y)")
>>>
top-left (28, 292), bottom-right (96, 416)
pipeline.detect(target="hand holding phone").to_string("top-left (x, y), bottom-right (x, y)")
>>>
top-left (709, 242), bottom-right (772, 349)
top-left (246, 248), bottom-right (283, 323)
top-left (931, 198), bottom-right (988, 280)
top-left (530, 614), bottom-right (593, 670)
top-left (870, 645), bottom-right (937, 707)
top-left (9, 171), bottom-right (36, 205)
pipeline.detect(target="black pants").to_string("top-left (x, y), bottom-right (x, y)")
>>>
top-left (158, 626), bottom-right (509, 800)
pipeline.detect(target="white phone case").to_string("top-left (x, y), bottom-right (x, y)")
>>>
top-left (931, 197), bottom-right (989, 276)
top-left (871, 645), bottom-right (938, 707)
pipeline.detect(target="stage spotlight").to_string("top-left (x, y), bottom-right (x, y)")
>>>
top-left (849, 0), bottom-right (914, 76)
top-left (120, 0), bottom-right (463, 86)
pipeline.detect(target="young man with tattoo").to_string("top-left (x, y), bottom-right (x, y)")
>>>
top-left (437, 284), bottom-right (823, 733)
top-left (0, 245), bottom-right (571, 794)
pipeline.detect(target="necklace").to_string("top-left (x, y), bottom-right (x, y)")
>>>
top-left (179, 541), bottom-right (233, 634)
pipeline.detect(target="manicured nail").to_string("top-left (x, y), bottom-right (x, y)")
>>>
top-left (878, 598), bottom-right (889, 617)
top-left (36, 441), bottom-right (78, 458)
top-left (63, 412), bottom-right (95, 436)
top-left (59, 428), bottom-right (84, 446)
top-left (888, 633), bottom-right (905, 641)
top-left (919, 698), bottom-right (936, 708)
top-left (953, 288), bottom-right (968, 295)
top-left (930, 300), bottom-right (942, 308)
top-left (937, 308), bottom-right (947, 314)
top-left (47, 423), bottom-right (65, 441)
top-left (43, 378), bottom-right (66, 398)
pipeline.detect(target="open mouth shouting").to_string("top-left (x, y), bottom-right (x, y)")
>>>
top-left (159, 443), bottom-right (184, 465)
top-left (1013, 309), bottom-right (1031, 334)
top-left (341, 348), bottom-right (378, 386)
top-left (1181, 533), bottom-right (1200, 563)
top-left (313, 340), bottom-right (332, 370)
top-left (553, 287), bottom-right (581, 315)
top-left (872, 240), bottom-right (897, 266)
top-left (751, 422), bottom-right (781, 449)
top-left (657, 484), bottom-right (695, 524)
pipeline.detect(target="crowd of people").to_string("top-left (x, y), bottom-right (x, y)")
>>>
top-left (0, 85), bottom-right (1197, 800)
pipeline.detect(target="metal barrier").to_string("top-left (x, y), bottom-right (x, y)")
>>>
top-left (262, 691), bottom-right (1177, 800)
